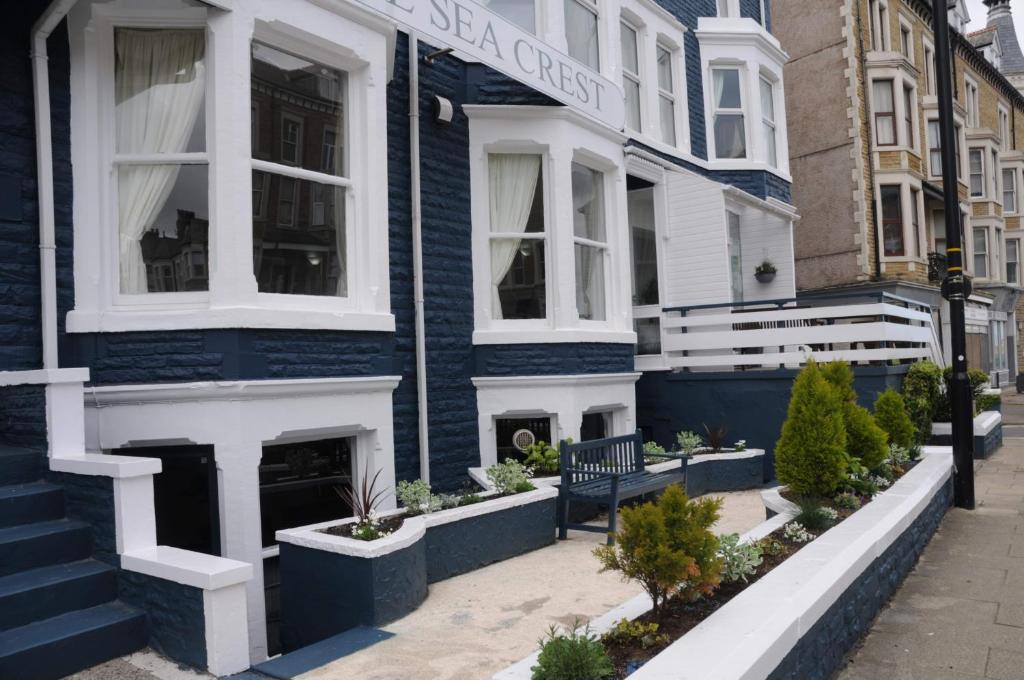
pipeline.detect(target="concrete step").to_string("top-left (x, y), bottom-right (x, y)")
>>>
top-left (0, 482), bottom-right (64, 529)
top-left (0, 519), bottom-right (91, 578)
top-left (0, 446), bottom-right (43, 486)
top-left (0, 560), bottom-right (117, 632)
top-left (0, 602), bottom-right (147, 680)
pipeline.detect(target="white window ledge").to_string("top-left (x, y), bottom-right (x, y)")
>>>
top-left (472, 329), bottom-right (637, 345)
top-left (66, 307), bottom-right (396, 333)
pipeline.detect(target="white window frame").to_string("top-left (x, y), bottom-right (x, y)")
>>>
top-left (876, 179), bottom-right (926, 262)
top-left (655, 41), bottom-right (679, 147)
top-left (998, 104), bottom-right (1011, 152)
top-left (571, 160), bottom-right (612, 323)
top-left (717, 0), bottom-right (740, 17)
top-left (1004, 168), bottom-right (1017, 213)
top-left (898, 16), bottom-right (913, 63)
top-left (563, 0), bottom-right (602, 71)
top-left (965, 75), bottom-right (980, 128)
top-left (620, 16), bottom-right (643, 133)
top-left (970, 148), bottom-right (985, 197)
top-left (760, 72), bottom-right (778, 168)
top-left (973, 226), bottom-right (989, 278)
top-left (1007, 238), bottom-right (1020, 285)
top-left (922, 38), bottom-right (935, 96)
top-left (466, 106), bottom-right (634, 345)
top-left (66, 0), bottom-right (395, 333)
top-left (709, 64), bottom-right (748, 160)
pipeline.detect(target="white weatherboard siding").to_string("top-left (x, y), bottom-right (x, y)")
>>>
top-left (664, 170), bottom-right (731, 307)
top-left (736, 201), bottom-right (796, 299)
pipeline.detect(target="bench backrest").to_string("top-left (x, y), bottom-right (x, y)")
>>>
top-left (559, 431), bottom-right (644, 487)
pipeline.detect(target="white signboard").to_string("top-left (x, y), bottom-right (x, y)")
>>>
top-left (355, 0), bottom-right (625, 130)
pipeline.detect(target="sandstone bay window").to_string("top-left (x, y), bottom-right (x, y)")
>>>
top-left (973, 227), bottom-right (989, 278)
top-left (565, 0), bottom-right (600, 70)
top-left (1004, 169), bottom-right (1017, 213)
top-left (251, 42), bottom-right (348, 298)
top-left (572, 163), bottom-right (608, 321)
top-left (488, 154), bottom-right (547, 320)
top-left (880, 186), bottom-right (904, 257)
top-left (970, 149), bottom-right (985, 197)
top-left (873, 80), bottom-right (896, 146)
top-left (869, 0), bottom-right (889, 51)
top-left (621, 20), bottom-right (642, 131)
top-left (999, 106), bottom-right (1011, 151)
top-left (657, 45), bottom-right (678, 146)
top-left (712, 67), bottom-right (746, 159)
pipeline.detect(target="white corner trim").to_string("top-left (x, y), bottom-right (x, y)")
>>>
top-left (66, 308), bottom-right (397, 334)
top-left (50, 453), bottom-right (162, 478)
top-left (85, 376), bottom-right (403, 406)
top-left (202, 583), bottom-right (251, 677)
top-left (276, 511), bottom-right (426, 558)
top-left (121, 546), bottom-right (253, 590)
top-left (931, 410), bottom-right (1001, 437)
top-left (421, 487), bottom-right (558, 528)
top-left (471, 372), bottom-right (642, 389)
top-left (0, 367), bottom-right (90, 387)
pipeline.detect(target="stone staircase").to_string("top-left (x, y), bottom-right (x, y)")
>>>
top-left (0, 444), bottom-right (148, 679)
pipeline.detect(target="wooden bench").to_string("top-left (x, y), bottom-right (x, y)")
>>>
top-left (557, 431), bottom-right (688, 545)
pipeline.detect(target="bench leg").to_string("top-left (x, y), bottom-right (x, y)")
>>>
top-left (606, 494), bottom-right (620, 546)
top-left (557, 493), bottom-right (569, 540)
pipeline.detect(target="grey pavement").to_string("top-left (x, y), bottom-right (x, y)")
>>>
top-left (838, 438), bottom-right (1024, 680)
top-left (1000, 390), bottom-right (1024, 426)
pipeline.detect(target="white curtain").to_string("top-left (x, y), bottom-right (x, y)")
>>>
top-left (115, 29), bottom-right (206, 294)
top-left (333, 187), bottom-right (347, 296)
top-left (714, 70), bottom-right (746, 159)
top-left (489, 154), bottom-right (541, 319)
top-left (575, 244), bottom-right (605, 320)
top-left (564, 0), bottom-right (600, 69)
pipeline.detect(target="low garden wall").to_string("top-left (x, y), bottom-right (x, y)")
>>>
top-left (930, 411), bottom-right (1002, 459)
top-left (277, 487), bottom-right (558, 651)
top-left (494, 447), bottom-right (953, 679)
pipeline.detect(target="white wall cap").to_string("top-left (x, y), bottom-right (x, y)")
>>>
top-left (49, 453), bottom-right (161, 478)
top-left (421, 487), bottom-right (558, 528)
top-left (470, 373), bottom-right (642, 389)
top-left (276, 511), bottom-right (425, 558)
top-left (121, 546), bottom-right (253, 590)
top-left (0, 367), bottom-right (89, 386)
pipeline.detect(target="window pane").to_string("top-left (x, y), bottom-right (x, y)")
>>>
top-left (657, 47), bottom-right (673, 92)
top-left (973, 228), bottom-right (988, 277)
top-left (621, 24), bottom-right (639, 74)
top-left (714, 114), bottom-right (746, 158)
top-left (872, 80), bottom-right (894, 113)
top-left (489, 154), bottom-right (544, 233)
top-left (625, 78), bottom-right (641, 131)
top-left (759, 78), bottom-right (775, 123)
top-left (635, 317), bottom-right (662, 355)
top-left (493, 239), bottom-right (546, 319)
top-left (629, 188), bottom-right (659, 305)
top-left (659, 95), bottom-right (677, 146)
top-left (717, 0), bottom-right (732, 16)
top-left (252, 42), bottom-right (347, 176)
top-left (764, 122), bottom-right (778, 167)
top-left (1004, 169), bottom-right (1016, 212)
top-left (970, 150), bottom-right (984, 196)
top-left (121, 164), bottom-right (209, 294)
top-left (571, 163), bottom-right (606, 242)
top-left (480, 0), bottom-right (536, 32)
top-left (253, 174), bottom-right (346, 296)
top-left (115, 28), bottom-right (207, 154)
top-left (714, 69), bottom-right (742, 109)
top-left (880, 185), bottom-right (904, 257)
top-left (1007, 241), bottom-right (1019, 283)
top-left (565, 0), bottom-right (600, 69)
top-left (575, 243), bottom-right (606, 320)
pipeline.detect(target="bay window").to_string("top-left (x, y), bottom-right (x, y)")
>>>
top-left (928, 120), bottom-right (941, 176)
top-left (910, 188), bottom-right (921, 257)
top-left (621, 21), bottom-right (642, 131)
top-left (880, 186), bottom-right (904, 257)
top-left (712, 67), bottom-right (746, 159)
top-left (565, 0), bottom-right (600, 70)
top-left (872, 80), bottom-right (896, 146)
top-left (902, 85), bottom-right (915, 148)
top-left (657, 45), bottom-right (677, 146)
top-left (970, 149), bottom-right (984, 197)
top-left (760, 76), bottom-right (778, 167)
top-left (572, 163), bottom-right (608, 321)
top-left (1007, 239), bottom-right (1019, 284)
top-left (992, 149), bottom-right (1000, 200)
top-left (973, 227), bottom-right (988, 277)
top-left (1004, 169), bottom-right (1017, 213)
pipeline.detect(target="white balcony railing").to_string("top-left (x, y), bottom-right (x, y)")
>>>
top-left (654, 293), bottom-right (943, 372)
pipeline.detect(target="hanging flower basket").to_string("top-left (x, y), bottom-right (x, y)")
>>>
top-left (755, 260), bottom-right (777, 284)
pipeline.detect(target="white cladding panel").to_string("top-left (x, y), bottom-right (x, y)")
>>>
top-left (663, 170), bottom-right (730, 307)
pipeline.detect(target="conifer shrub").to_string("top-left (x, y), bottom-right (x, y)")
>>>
top-left (821, 361), bottom-right (889, 470)
top-left (820, 361), bottom-right (857, 403)
top-left (774, 360), bottom-right (848, 497)
top-left (873, 388), bottom-right (916, 450)
top-left (593, 484), bottom-right (722, 621)
top-left (902, 360), bottom-right (943, 443)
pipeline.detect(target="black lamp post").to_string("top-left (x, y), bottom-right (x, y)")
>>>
top-left (931, 0), bottom-right (975, 509)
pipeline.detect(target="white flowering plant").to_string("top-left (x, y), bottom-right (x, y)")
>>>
top-left (783, 521), bottom-right (813, 544)
top-left (734, 440), bottom-right (747, 452)
top-left (486, 459), bottom-right (535, 495)
top-left (676, 431), bottom-right (704, 455)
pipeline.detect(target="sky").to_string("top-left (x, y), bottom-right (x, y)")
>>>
top-left (965, 0), bottom-right (1024, 43)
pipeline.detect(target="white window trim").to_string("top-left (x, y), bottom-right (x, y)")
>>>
top-left (466, 105), bottom-right (634, 345)
top-left (67, 0), bottom-right (395, 333)
top-left (997, 103), bottom-right (1011, 152)
top-left (1006, 167), bottom-right (1020, 215)
top-left (965, 74), bottom-right (980, 128)
top-left (969, 147), bottom-right (986, 198)
top-left (1006, 237), bottom-right (1020, 285)
top-left (922, 38), bottom-right (935, 96)
top-left (897, 15), bottom-right (913, 63)
top-left (717, 0), bottom-right (741, 18)
top-left (620, 15), bottom-right (643, 134)
top-left (972, 224), bottom-right (990, 279)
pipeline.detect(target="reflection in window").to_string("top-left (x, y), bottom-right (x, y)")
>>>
top-left (490, 154), bottom-right (546, 320)
top-left (628, 186), bottom-right (659, 306)
top-left (621, 22), bottom-right (641, 131)
top-left (572, 163), bottom-right (607, 321)
top-left (251, 41), bottom-right (348, 297)
top-left (565, 0), bottom-right (600, 70)
top-left (114, 28), bottom-right (208, 294)
top-left (712, 68), bottom-right (746, 159)
top-left (657, 45), bottom-right (677, 146)
top-left (880, 185), bottom-right (904, 257)
top-left (635, 317), bottom-right (662, 355)
top-left (481, 0), bottom-right (536, 32)
top-left (973, 227), bottom-right (988, 277)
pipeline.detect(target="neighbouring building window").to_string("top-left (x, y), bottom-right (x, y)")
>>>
top-left (115, 28), bottom-right (209, 295)
top-left (880, 185), bottom-right (904, 256)
top-left (970, 149), bottom-right (985, 197)
top-left (761, 76), bottom-right (778, 167)
top-left (489, 153), bottom-right (546, 320)
top-left (910, 188), bottom-right (921, 257)
top-left (657, 45), bottom-right (678, 146)
top-left (873, 80), bottom-right (896, 146)
top-left (999, 107), bottom-right (1011, 151)
top-left (973, 227), bottom-right (988, 277)
top-left (923, 42), bottom-right (935, 95)
top-left (965, 77), bottom-right (979, 127)
top-left (928, 120), bottom-right (941, 176)
top-left (727, 211), bottom-right (743, 301)
top-left (251, 42), bottom-right (348, 297)
top-left (565, 0), bottom-right (600, 70)
top-left (992, 149), bottom-right (1000, 198)
top-left (1004, 169), bottom-right (1017, 212)
top-left (899, 22), bottom-right (911, 59)
top-left (1007, 239), bottom-right (1019, 284)
top-left (481, 0), bottom-right (537, 32)
top-left (993, 320), bottom-right (1007, 372)
top-left (621, 21), bottom-right (642, 131)
top-left (902, 85), bottom-right (915, 148)
top-left (572, 162), bottom-right (608, 321)
top-left (712, 68), bottom-right (746, 159)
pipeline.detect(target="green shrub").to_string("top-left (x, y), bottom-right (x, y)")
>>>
top-left (593, 484), bottom-right (722, 620)
top-left (774, 360), bottom-right (848, 496)
top-left (717, 533), bottom-right (763, 583)
top-left (531, 623), bottom-right (613, 680)
top-left (902, 360), bottom-right (943, 442)
top-left (794, 499), bottom-right (839, 532)
top-left (976, 393), bottom-right (1001, 413)
top-left (486, 459), bottom-right (535, 495)
top-left (873, 389), bottom-right (916, 450)
top-left (600, 618), bottom-right (668, 650)
top-left (820, 361), bottom-right (857, 403)
top-left (524, 441), bottom-right (560, 475)
top-left (833, 491), bottom-right (861, 510)
top-left (676, 431), bottom-right (703, 455)
top-left (395, 479), bottom-right (443, 515)
top-left (934, 367), bottom-right (989, 420)
top-left (844, 402), bottom-right (889, 470)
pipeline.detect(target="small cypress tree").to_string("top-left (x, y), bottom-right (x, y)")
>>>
top-left (774, 360), bottom-right (848, 497)
top-left (902, 360), bottom-right (943, 443)
top-left (844, 402), bottom-right (889, 470)
top-left (820, 361), bottom-right (857, 403)
top-left (874, 388), bottom-right (916, 450)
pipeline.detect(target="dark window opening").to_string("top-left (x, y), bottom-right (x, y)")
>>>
top-left (495, 417), bottom-right (552, 464)
top-left (581, 412), bottom-right (611, 441)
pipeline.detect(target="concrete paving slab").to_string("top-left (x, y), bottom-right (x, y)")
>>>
top-left (986, 647), bottom-right (1024, 680)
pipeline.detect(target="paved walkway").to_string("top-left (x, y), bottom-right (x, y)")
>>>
top-left (839, 438), bottom-right (1024, 680)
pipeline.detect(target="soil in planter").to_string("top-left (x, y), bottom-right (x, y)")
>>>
top-left (319, 516), bottom-right (405, 540)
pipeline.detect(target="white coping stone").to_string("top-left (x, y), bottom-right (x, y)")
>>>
top-left (276, 510), bottom-right (426, 558)
top-left (421, 487), bottom-right (558, 528)
top-left (493, 448), bottom-right (953, 680)
top-left (931, 410), bottom-right (1001, 437)
top-left (120, 546), bottom-right (253, 590)
top-left (0, 367), bottom-right (90, 387)
top-left (49, 453), bottom-right (162, 478)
